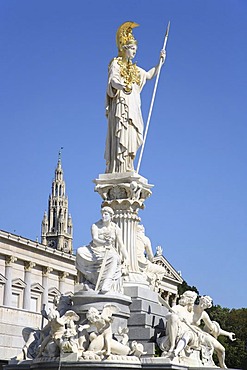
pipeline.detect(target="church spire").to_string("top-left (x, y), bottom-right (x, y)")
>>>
top-left (41, 150), bottom-right (73, 254)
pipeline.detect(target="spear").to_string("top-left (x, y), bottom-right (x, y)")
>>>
top-left (136, 21), bottom-right (170, 174)
top-left (95, 245), bottom-right (110, 291)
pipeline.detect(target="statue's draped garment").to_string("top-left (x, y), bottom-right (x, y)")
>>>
top-left (76, 221), bottom-right (122, 293)
top-left (105, 58), bottom-right (147, 173)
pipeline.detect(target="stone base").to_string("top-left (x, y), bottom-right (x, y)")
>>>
top-left (142, 357), bottom-right (187, 369)
top-left (72, 286), bottom-right (132, 333)
top-left (124, 285), bottom-right (168, 357)
top-left (6, 358), bottom-right (240, 370)
top-left (5, 358), bottom-right (142, 370)
top-left (141, 357), bottom-right (241, 369)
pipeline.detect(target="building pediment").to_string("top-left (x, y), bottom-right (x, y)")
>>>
top-left (48, 287), bottom-right (61, 296)
top-left (31, 283), bottom-right (44, 293)
top-left (12, 278), bottom-right (26, 289)
top-left (0, 274), bottom-right (7, 285)
top-left (153, 254), bottom-right (183, 284)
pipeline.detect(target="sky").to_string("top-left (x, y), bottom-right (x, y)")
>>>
top-left (0, 0), bottom-right (246, 309)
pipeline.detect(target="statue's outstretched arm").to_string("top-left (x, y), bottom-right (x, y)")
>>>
top-left (202, 312), bottom-right (236, 341)
top-left (201, 311), bottom-right (215, 332)
top-left (146, 50), bottom-right (166, 80)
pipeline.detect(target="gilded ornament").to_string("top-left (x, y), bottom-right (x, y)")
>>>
top-left (117, 57), bottom-right (141, 94)
top-left (116, 21), bottom-right (139, 57)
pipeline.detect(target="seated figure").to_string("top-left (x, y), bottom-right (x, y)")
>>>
top-left (158, 290), bottom-right (197, 354)
top-left (76, 207), bottom-right (128, 293)
top-left (136, 224), bottom-right (167, 289)
top-left (158, 291), bottom-right (236, 368)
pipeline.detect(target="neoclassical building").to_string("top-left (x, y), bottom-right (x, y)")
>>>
top-left (0, 156), bottom-right (76, 365)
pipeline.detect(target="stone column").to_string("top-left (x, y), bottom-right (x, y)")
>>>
top-left (94, 172), bottom-right (153, 285)
top-left (42, 266), bottom-right (53, 308)
top-left (3, 256), bottom-right (17, 306)
top-left (23, 262), bottom-right (36, 310)
top-left (59, 271), bottom-right (69, 294)
top-left (166, 291), bottom-right (171, 304)
top-left (171, 293), bottom-right (178, 307)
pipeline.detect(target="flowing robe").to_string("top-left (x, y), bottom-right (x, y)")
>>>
top-left (104, 58), bottom-right (147, 173)
top-left (76, 221), bottom-right (122, 293)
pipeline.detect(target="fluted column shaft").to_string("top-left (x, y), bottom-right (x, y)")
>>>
top-left (59, 272), bottom-right (69, 294)
top-left (42, 267), bottom-right (53, 308)
top-left (3, 256), bottom-right (17, 306)
top-left (114, 210), bottom-right (140, 272)
top-left (23, 262), bottom-right (36, 310)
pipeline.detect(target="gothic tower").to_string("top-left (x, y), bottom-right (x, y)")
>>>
top-left (41, 152), bottom-right (73, 254)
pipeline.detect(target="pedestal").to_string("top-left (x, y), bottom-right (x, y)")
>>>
top-left (72, 284), bottom-right (132, 333)
top-left (124, 286), bottom-right (168, 357)
top-left (94, 172), bottom-right (153, 285)
top-left (94, 172), bottom-right (168, 357)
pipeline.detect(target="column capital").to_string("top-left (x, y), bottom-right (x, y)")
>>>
top-left (94, 173), bottom-right (153, 212)
top-left (5, 256), bottom-right (17, 266)
top-left (43, 266), bottom-right (53, 276)
top-left (59, 271), bottom-right (69, 281)
top-left (24, 261), bottom-right (36, 271)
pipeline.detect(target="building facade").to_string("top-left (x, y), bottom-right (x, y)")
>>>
top-left (0, 156), bottom-right (76, 364)
top-left (0, 230), bottom-right (76, 363)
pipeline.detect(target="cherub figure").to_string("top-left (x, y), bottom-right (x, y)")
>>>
top-left (38, 308), bottom-right (79, 357)
top-left (85, 304), bottom-right (130, 356)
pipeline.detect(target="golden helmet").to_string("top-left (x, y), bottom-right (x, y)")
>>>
top-left (116, 21), bottom-right (139, 56)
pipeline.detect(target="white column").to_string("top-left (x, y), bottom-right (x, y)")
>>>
top-left (59, 272), bottom-right (69, 294)
top-left (171, 294), bottom-right (178, 307)
top-left (114, 209), bottom-right (140, 272)
top-left (3, 256), bottom-right (17, 306)
top-left (23, 262), bottom-right (36, 310)
top-left (42, 267), bottom-right (53, 308)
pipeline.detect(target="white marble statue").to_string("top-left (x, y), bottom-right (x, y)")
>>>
top-left (16, 295), bottom-right (73, 360)
top-left (82, 304), bottom-right (146, 359)
top-left (158, 290), bottom-right (197, 354)
top-left (18, 300), bottom-right (145, 362)
top-left (37, 308), bottom-right (80, 357)
top-left (136, 224), bottom-right (166, 289)
top-left (155, 245), bottom-right (163, 256)
top-left (158, 291), bottom-right (236, 368)
top-left (76, 207), bottom-right (128, 293)
top-left (83, 304), bottom-right (131, 357)
top-left (104, 22), bottom-right (166, 173)
top-left (174, 295), bottom-right (236, 368)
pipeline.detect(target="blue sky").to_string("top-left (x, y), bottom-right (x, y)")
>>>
top-left (1, 0), bottom-right (246, 309)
